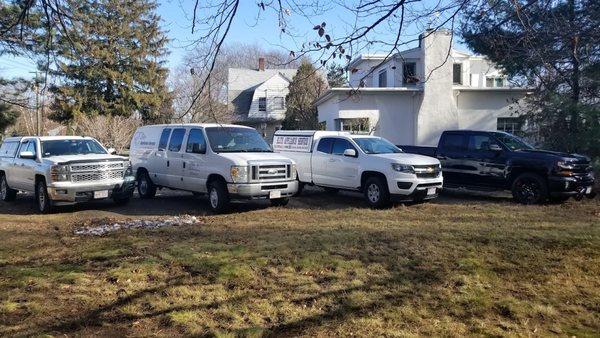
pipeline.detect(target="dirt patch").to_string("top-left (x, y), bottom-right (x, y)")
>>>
top-left (73, 215), bottom-right (202, 236)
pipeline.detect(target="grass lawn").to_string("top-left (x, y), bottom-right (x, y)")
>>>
top-left (0, 192), bottom-right (599, 336)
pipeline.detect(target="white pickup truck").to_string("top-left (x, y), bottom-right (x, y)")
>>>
top-left (129, 124), bottom-right (298, 213)
top-left (0, 136), bottom-right (135, 213)
top-left (273, 131), bottom-right (444, 207)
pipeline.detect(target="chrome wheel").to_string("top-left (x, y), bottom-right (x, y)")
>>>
top-left (367, 183), bottom-right (380, 203)
top-left (209, 188), bottom-right (219, 209)
top-left (37, 184), bottom-right (46, 210)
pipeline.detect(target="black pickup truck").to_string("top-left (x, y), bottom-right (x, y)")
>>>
top-left (401, 130), bottom-right (596, 204)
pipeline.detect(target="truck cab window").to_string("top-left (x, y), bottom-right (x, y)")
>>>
top-left (186, 129), bottom-right (207, 154)
top-left (317, 138), bottom-right (334, 154)
top-left (158, 128), bottom-right (171, 151)
top-left (332, 139), bottom-right (355, 155)
top-left (168, 128), bottom-right (186, 152)
top-left (440, 134), bottom-right (467, 151)
top-left (468, 135), bottom-right (497, 151)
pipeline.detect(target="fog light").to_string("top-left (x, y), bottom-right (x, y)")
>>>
top-left (56, 189), bottom-right (67, 194)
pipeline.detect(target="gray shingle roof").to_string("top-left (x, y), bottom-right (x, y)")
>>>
top-left (227, 68), bottom-right (297, 119)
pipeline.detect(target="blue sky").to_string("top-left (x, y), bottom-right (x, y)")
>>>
top-left (1, 0), bottom-right (466, 79)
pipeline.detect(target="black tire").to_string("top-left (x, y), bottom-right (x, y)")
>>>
top-left (323, 187), bottom-right (339, 194)
top-left (137, 170), bottom-right (156, 199)
top-left (586, 191), bottom-right (597, 199)
top-left (207, 180), bottom-right (230, 213)
top-left (293, 180), bottom-right (304, 197)
top-left (113, 196), bottom-right (131, 206)
top-left (0, 173), bottom-right (17, 202)
top-left (363, 176), bottom-right (391, 208)
top-left (35, 179), bottom-right (53, 214)
top-left (511, 173), bottom-right (548, 205)
top-left (270, 197), bottom-right (289, 207)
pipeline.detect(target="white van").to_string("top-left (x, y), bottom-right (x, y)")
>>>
top-left (273, 130), bottom-right (443, 207)
top-left (130, 124), bottom-right (298, 212)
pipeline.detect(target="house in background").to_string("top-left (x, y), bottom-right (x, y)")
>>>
top-left (316, 29), bottom-right (531, 146)
top-left (227, 58), bottom-right (297, 140)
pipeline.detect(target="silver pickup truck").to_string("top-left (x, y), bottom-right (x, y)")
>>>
top-left (0, 136), bottom-right (135, 213)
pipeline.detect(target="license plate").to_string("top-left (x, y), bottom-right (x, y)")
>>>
top-left (269, 190), bottom-right (281, 199)
top-left (427, 187), bottom-right (437, 196)
top-left (586, 187), bottom-right (592, 194)
top-left (93, 190), bottom-right (109, 199)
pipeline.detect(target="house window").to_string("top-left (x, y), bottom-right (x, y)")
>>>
top-left (486, 76), bottom-right (506, 87)
top-left (453, 63), bottom-right (462, 84)
top-left (272, 97), bottom-right (284, 110)
top-left (403, 62), bottom-right (417, 85)
top-left (497, 117), bottom-right (523, 134)
top-left (378, 69), bottom-right (387, 87)
top-left (258, 97), bottom-right (267, 111)
top-left (336, 118), bottom-right (369, 134)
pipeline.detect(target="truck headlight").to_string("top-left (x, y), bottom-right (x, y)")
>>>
top-left (291, 163), bottom-right (297, 180)
top-left (391, 163), bottom-right (414, 174)
top-left (230, 165), bottom-right (249, 183)
top-left (124, 162), bottom-right (135, 181)
top-left (50, 165), bottom-right (69, 182)
top-left (557, 161), bottom-right (575, 170)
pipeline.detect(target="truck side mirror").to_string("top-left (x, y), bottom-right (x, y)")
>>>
top-left (19, 151), bottom-right (35, 159)
top-left (343, 148), bottom-right (357, 157)
top-left (107, 148), bottom-right (117, 155)
top-left (489, 144), bottom-right (502, 152)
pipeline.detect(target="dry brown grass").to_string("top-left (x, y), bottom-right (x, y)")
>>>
top-left (0, 191), bottom-right (599, 337)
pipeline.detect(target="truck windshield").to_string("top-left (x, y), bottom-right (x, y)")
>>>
top-left (205, 127), bottom-right (272, 153)
top-left (41, 139), bottom-right (107, 157)
top-left (353, 137), bottom-right (402, 154)
top-left (494, 132), bottom-right (534, 151)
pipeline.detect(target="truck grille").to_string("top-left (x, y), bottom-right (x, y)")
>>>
top-left (251, 164), bottom-right (290, 181)
top-left (69, 161), bottom-right (126, 182)
top-left (71, 170), bottom-right (125, 182)
top-left (413, 164), bottom-right (441, 179)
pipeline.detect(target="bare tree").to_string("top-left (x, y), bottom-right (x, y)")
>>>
top-left (180, 0), bottom-right (468, 120)
top-left (171, 42), bottom-right (301, 122)
top-left (75, 115), bottom-right (141, 154)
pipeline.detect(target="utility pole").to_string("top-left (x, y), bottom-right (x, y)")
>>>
top-left (29, 71), bottom-right (41, 136)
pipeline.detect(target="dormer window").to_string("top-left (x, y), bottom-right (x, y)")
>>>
top-left (453, 63), bottom-right (462, 85)
top-left (378, 69), bottom-right (387, 87)
top-left (403, 62), bottom-right (417, 85)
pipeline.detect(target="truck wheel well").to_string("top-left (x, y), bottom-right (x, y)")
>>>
top-left (35, 174), bottom-right (46, 185)
top-left (509, 168), bottom-right (548, 185)
top-left (360, 171), bottom-right (387, 191)
top-left (207, 174), bottom-right (227, 188)
top-left (136, 167), bottom-right (148, 179)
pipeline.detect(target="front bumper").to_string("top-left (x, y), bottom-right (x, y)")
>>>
top-left (548, 174), bottom-right (595, 198)
top-left (227, 180), bottom-right (298, 200)
top-left (47, 176), bottom-right (135, 205)
top-left (388, 172), bottom-right (444, 201)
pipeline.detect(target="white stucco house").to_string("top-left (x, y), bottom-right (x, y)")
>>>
top-left (228, 58), bottom-right (297, 140)
top-left (316, 29), bottom-right (532, 146)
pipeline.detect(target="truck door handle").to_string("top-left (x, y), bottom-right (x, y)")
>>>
top-left (183, 162), bottom-right (186, 168)
top-left (329, 158), bottom-right (336, 162)
top-left (167, 160), bottom-right (170, 167)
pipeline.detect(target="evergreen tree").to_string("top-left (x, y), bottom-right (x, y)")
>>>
top-left (326, 64), bottom-right (347, 87)
top-left (282, 62), bottom-right (326, 130)
top-left (461, 0), bottom-right (600, 157)
top-left (48, 0), bottom-right (171, 123)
